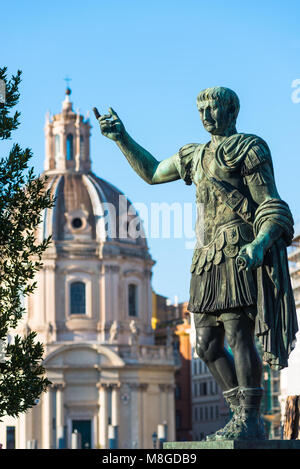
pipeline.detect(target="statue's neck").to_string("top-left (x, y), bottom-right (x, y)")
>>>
top-left (209, 125), bottom-right (237, 150)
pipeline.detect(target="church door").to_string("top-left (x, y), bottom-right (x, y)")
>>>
top-left (72, 420), bottom-right (92, 449)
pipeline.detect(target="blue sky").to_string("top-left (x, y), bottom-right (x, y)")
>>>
top-left (2, 0), bottom-right (300, 303)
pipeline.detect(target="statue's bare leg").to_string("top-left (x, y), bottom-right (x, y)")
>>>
top-left (195, 309), bottom-right (265, 441)
top-left (218, 310), bottom-right (265, 440)
top-left (222, 312), bottom-right (262, 388)
top-left (195, 324), bottom-right (238, 391)
top-left (195, 323), bottom-right (241, 441)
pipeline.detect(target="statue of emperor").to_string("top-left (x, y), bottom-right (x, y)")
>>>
top-left (94, 86), bottom-right (297, 440)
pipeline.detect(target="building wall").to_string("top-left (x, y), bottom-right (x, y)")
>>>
top-left (0, 344), bottom-right (176, 449)
top-left (174, 315), bottom-right (192, 441)
top-left (152, 294), bottom-right (193, 441)
top-left (279, 235), bottom-right (300, 434)
top-left (190, 347), bottom-right (228, 440)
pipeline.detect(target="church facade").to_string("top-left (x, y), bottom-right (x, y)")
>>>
top-left (0, 89), bottom-right (176, 449)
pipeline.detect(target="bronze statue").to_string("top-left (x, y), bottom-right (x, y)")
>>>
top-left (94, 87), bottom-right (298, 441)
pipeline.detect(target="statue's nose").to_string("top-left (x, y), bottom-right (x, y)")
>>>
top-left (203, 108), bottom-right (211, 120)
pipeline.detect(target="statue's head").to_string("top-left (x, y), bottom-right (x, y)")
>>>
top-left (196, 87), bottom-right (240, 136)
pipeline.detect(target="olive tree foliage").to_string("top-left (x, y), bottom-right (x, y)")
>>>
top-left (0, 67), bottom-right (54, 418)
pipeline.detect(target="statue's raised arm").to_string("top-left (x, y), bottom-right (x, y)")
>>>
top-left (93, 107), bottom-right (180, 185)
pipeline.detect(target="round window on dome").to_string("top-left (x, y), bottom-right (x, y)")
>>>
top-left (72, 217), bottom-right (83, 229)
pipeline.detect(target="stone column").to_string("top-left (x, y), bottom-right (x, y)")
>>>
top-left (96, 264), bottom-right (105, 341)
top-left (106, 265), bottom-right (120, 325)
top-left (59, 128), bottom-right (66, 171)
top-left (167, 384), bottom-right (176, 441)
top-left (86, 123), bottom-right (91, 170)
top-left (42, 387), bottom-right (52, 449)
top-left (158, 384), bottom-right (169, 425)
top-left (102, 265), bottom-right (120, 341)
top-left (44, 116), bottom-right (53, 171)
top-left (129, 383), bottom-right (148, 449)
top-left (103, 266), bottom-right (113, 335)
top-left (144, 269), bottom-right (153, 331)
top-left (111, 383), bottom-right (121, 427)
top-left (44, 264), bottom-right (56, 342)
top-left (75, 112), bottom-right (81, 171)
top-left (98, 383), bottom-right (108, 449)
top-left (128, 383), bottom-right (148, 449)
top-left (55, 383), bottom-right (65, 448)
top-left (129, 383), bottom-right (139, 449)
top-left (111, 266), bottom-right (120, 325)
top-left (139, 383), bottom-right (148, 448)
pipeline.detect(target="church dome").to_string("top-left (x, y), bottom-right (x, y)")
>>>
top-left (39, 89), bottom-right (149, 259)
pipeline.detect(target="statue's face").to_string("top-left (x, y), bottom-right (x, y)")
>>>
top-left (197, 99), bottom-right (233, 135)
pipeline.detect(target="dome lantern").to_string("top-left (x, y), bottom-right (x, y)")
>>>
top-left (44, 88), bottom-right (91, 173)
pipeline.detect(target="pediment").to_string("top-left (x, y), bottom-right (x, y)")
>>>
top-left (43, 343), bottom-right (125, 368)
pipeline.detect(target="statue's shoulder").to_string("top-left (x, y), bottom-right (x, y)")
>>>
top-left (237, 133), bottom-right (272, 176)
top-left (224, 133), bottom-right (270, 152)
top-left (221, 133), bottom-right (272, 175)
top-left (178, 142), bottom-right (203, 158)
top-left (177, 143), bottom-right (204, 185)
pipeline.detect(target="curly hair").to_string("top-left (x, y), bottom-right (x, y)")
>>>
top-left (197, 87), bottom-right (240, 121)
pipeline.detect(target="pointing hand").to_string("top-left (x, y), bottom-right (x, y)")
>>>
top-left (93, 107), bottom-right (125, 142)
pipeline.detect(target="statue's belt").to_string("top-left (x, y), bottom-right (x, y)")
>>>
top-left (191, 220), bottom-right (254, 275)
top-left (207, 176), bottom-right (254, 224)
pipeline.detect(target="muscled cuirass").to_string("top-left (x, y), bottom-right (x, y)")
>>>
top-left (194, 145), bottom-right (252, 245)
top-left (190, 144), bottom-right (254, 277)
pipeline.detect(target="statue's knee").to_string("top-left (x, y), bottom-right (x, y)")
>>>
top-left (195, 342), bottom-right (206, 361)
top-left (197, 337), bottom-right (223, 364)
top-left (226, 327), bottom-right (247, 352)
top-left (195, 335), bottom-right (209, 362)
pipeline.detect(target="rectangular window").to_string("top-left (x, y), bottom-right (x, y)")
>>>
top-left (200, 382), bottom-right (207, 396)
top-left (6, 426), bottom-right (15, 449)
top-left (70, 281), bottom-right (86, 315)
top-left (55, 135), bottom-right (60, 158)
top-left (273, 381), bottom-right (279, 393)
top-left (66, 134), bottom-right (74, 161)
top-left (175, 385), bottom-right (181, 399)
top-left (175, 411), bottom-right (181, 429)
top-left (128, 284), bottom-right (138, 317)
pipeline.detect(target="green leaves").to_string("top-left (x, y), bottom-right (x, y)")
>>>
top-left (0, 68), bottom-right (54, 418)
top-left (0, 333), bottom-right (51, 417)
top-left (0, 68), bottom-right (21, 140)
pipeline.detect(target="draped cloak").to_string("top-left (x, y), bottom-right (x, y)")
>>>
top-left (178, 133), bottom-right (298, 370)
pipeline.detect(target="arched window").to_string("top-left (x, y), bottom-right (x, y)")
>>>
top-left (55, 135), bottom-right (60, 157)
top-left (70, 281), bottom-right (86, 315)
top-left (128, 283), bottom-right (138, 317)
top-left (66, 134), bottom-right (74, 161)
